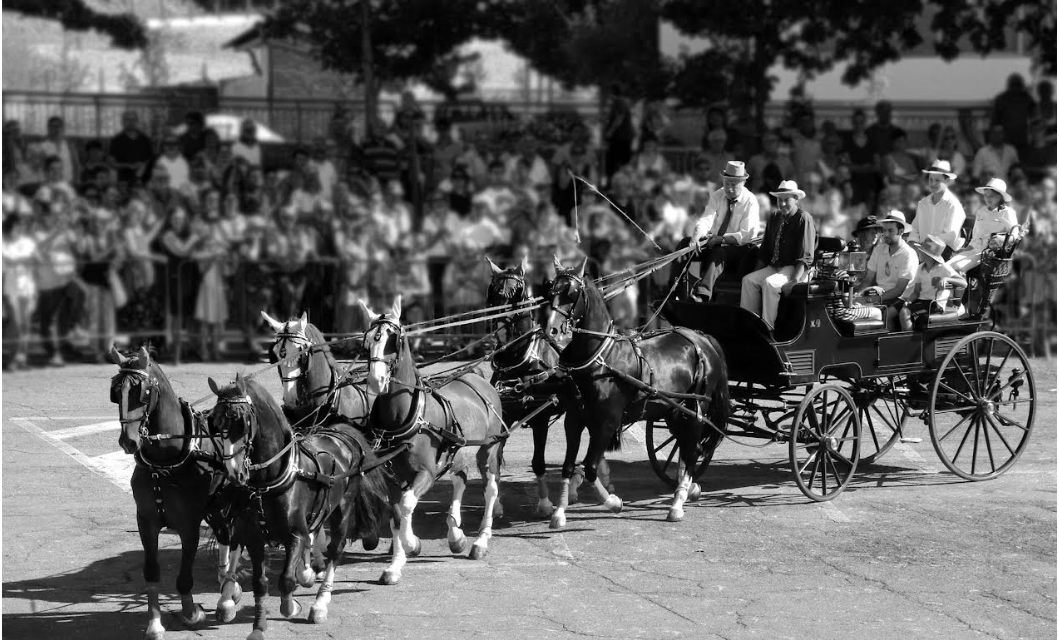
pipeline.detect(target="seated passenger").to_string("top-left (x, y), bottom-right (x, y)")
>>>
top-left (947, 177), bottom-right (1019, 273)
top-left (687, 161), bottom-right (761, 301)
top-left (851, 215), bottom-right (880, 260)
top-left (740, 180), bottom-right (816, 329)
top-left (852, 211), bottom-right (919, 323)
top-left (896, 234), bottom-right (967, 330)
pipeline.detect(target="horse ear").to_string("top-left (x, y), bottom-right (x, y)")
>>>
top-left (391, 295), bottom-right (403, 320)
top-left (553, 255), bottom-right (564, 271)
top-left (138, 344), bottom-right (151, 365)
top-left (486, 257), bottom-right (502, 275)
top-left (260, 310), bottom-right (285, 332)
top-left (297, 311), bottom-right (308, 332)
top-left (576, 256), bottom-right (588, 278)
top-left (208, 377), bottom-right (221, 396)
top-left (234, 372), bottom-right (247, 395)
top-left (108, 343), bottom-right (128, 366)
top-left (358, 298), bottom-right (377, 320)
top-left (518, 254), bottom-right (530, 276)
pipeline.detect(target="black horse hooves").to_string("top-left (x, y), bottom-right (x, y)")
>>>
top-left (362, 534), bottom-right (380, 551)
top-left (407, 538), bottom-right (423, 558)
top-left (469, 544), bottom-right (488, 561)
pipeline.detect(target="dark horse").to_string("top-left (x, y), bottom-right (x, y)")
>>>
top-left (543, 258), bottom-right (730, 522)
top-left (261, 311), bottom-right (371, 429)
top-left (361, 296), bottom-right (507, 585)
top-left (109, 345), bottom-right (239, 640)
top-left (486, 257), bottom-right (614, 529)
top-left (207, 373), bottom-right (390, 639)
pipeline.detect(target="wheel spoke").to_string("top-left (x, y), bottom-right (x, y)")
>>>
top-left (971, 413), bottom-right (983, 475)
top-left (938, 380), bottom-right (977, 405)
top-left (652, 433), bottom-right (676, 455)
top-left (986, 346), bottom-right (1013, 392)
top-left (982, 412), bottom-right (1017, 456)
top-left (949, 360), bottom-right (979, 401)
top-left (932, 404), bottom-right (981, 414)
top-left (970, 339), bottom-right (983, 396)
top-left (863, 408), bottom-right (882, 451)
top-left (947, 414), bottom-right (977, 463)
top-left (798, 447), bottom-right (819, 477)
top-left (829, 449), bottom-right (855, 467)
top-left (937, 412), bottom-right (973, 443)
top-left (660, 440), bottom-right (679, 477)
top-left (987, 371), bottom-right (1029, 401)
top-left (991, 413), bottom-right (1029, 432)
top-left (980, 412), bottom-right (998, 473)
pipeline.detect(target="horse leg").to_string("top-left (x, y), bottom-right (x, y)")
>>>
top-left (530, 419), bottom-right (554, 518)
top-left (597, 456), bottom-right (615, 494)
top-left (278, 533), bottom-right (306, 619)
top-left (175, 524), bottom-right (207, 628)
top-left (550, 420), bottom-right (585, 529)
top-left (309, 511), bottom-right (349, 624)
top-left (138, 513), bottom-right (166, 640)
top-left (245, 534), bottom-right (269, 640)
top-left (584, 423), bottom-right (623, 513)
top-left (216, 544), bottom-right (244, 623)
top-left (446, 470), bottom-right (470, 554)
top-left (297, 531), bottom-right (316, 588)
top-left (380, 472), bottom-right (429, 585)
top-left (470, 445), bottom-right (501, 560)
top-left (379, 515), bottom-right (405, 585)
top-left (667, 456), bottom-right (692, 522)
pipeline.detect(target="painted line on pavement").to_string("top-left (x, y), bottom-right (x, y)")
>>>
top-left (13, 418), bottom-right (132, 493)
top-left (624, 423), bottom-right (645, 445)
top-left (817, 501), bottom-right (851, 523)
top-left (49, 420), bottom-right (120, 440)
top-left (894, 440), bottom-right (940, 474)
top-left (11, 415), bottom-right (115, 421)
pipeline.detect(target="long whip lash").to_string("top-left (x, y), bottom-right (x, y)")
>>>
top-left (569, 171), bottom-right (661, 252)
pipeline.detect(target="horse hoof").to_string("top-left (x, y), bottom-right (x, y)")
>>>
top-left (308, 605), bottom-right (328, 624)
top-left (177, 604), bottom-right (207, 627)
top-left (216, 600), bottom-right (238, 624)
top-left (549, 511), bottom-right (566, 529)
top-left (280, 597), bottom-right (302, 619)
top-left (363, 534), bottom-right (380, 551)
top-left (297, 568), bottom-right (316, 588)
top-left (407, 538), bottom-right (423, 558)
top-left (144, 622), bottom-right (165, 640)
top-left (379, 570), bottom-right (400, 586)
top-left (246, 630), bottom-right (265, 640)
top-left (666, 507), bottom-right (685, 522)
top-left (535, 503), bottom-right (554, 519)
top-left (468, 543), bottom-right (488, 561)
top-left (448, 535), bottom-right (469, 555)
top-left (492, 502), bottom-right (504, 519)
top-left (604, 495), bottom-right (623, 513)
top-left (231, 582), bottom-right (243, 605)
top-left (688, 483), bottom-right (702, 502)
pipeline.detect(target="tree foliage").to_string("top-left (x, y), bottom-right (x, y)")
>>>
top-left (2, 0), bottom-right (148, 49)
top-left (931, 0), bottom-right (1056, 76)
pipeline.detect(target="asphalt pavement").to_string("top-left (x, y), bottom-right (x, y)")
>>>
top-left (2, 358), bottom-right (1055, 640)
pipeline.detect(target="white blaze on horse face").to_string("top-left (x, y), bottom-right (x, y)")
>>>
top-left (546, 306), bottom-right (573, 349)
top-left (276, 328), bottom-right (303, 405)
top-left (366, 323), bottom-right (392, 396)
top-left (222, 439), bottom-right (242, 483)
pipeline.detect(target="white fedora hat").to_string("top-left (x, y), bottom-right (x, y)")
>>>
top-left (922, 159), bottom-right (957, 180)
top-left (769, 179), bottom-right (806, 199)
top-left (975, 177), bottom-right (1013, 202)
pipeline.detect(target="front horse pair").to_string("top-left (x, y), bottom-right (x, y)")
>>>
top-left (544, 258), bottom-right (730, 522)
top-left (207, 373), bottom-right (390, 640)
top-left (486, 257), bottom-right (615, 529)
top-left (362, 296), bottom-right (507, 585)
top-left (108, 345), bottom-right (241, 640)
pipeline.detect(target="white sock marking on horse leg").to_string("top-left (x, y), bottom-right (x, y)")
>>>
top-left (594, 477), bottom-right (623, 513)
top-left (669, 460), bottom-right (691, 522)
top-left (145, 582), bottom-right (165, 638)
top-left (569, 468), bottom-right (583, 503)
top-left (472, 471), bottom-right (498, 558)
top-left (216, 543), bottom-right (230, 586)
top-left (597, 457), bottom-right (614, 492)
top-left (550, 478), bottom-right (570, 529)
top-left (447, 475), bottom-right (467, 552)
top-left (535, 474), bottom-right (554, 516)
top-left (398, 491), bottom-right (420, 554)
top-left (309, 560), bottom-right (335, 622)
top-left (298, 532), bottom-right (315, 587)
top-left (381, 517), bottom-right (406, 585)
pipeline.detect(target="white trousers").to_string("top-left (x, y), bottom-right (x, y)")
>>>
top-left (740, 265), bottom-right (800, 329)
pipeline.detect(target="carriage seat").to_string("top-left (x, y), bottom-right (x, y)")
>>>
top-left (787, 280), bottom-right (840, 297)
top-left (832, 305), bottom-right (887, 335)
top-left (922, 285), bottom-right (967, 328)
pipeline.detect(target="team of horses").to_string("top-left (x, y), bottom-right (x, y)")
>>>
top-left (108, 256), bottom-right (729, 640)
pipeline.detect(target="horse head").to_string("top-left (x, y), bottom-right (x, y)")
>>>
top-left (109, 344), bottom-right (158, 455)
top-left (487, 256), bottom-right (534, 344)
top-left (261, 310), bottom-right (314, 407)
top-left (359, 296), bottom-right (404, 396)
top-left (544, 256), bottom-right (589, 350)
top-left (207, 372), bottom-right (261, 486)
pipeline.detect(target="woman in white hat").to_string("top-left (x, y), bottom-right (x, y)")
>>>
top-left (947, 177), bottom-right (1020, 273)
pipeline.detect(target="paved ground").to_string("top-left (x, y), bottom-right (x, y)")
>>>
top-left (2, 358), bottom-right (1056, 640)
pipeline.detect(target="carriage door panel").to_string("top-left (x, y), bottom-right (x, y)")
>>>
top-left (875, 335), bottom-right (923, 372)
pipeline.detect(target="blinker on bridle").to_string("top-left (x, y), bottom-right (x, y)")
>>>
top-left (213, 394), bottom-right (255, 463)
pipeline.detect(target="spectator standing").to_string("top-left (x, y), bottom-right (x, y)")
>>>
top-left (110, 110), bottom-right (155, 186)
top-left (843, 109), bottom-right (881, 210)
top-left (192, 190), bottom-right (231, 361)
top-left (35, 156), bottom-right (78, 210)
top-left (603, 84), bottom-right (636, 181)
top-left (882, 131), bottom-right (924, 187)
top-left (421, 190), bottom-right (460, 319)
top-left (702, 105), bottom-right (743, 156)
top-left (3, 168), bottom-right (34, 220)
top-left (231, 118), bottom-right (263, 168)
top-left (362, 120), bottom-right (402, 187)
top-left (267, 205), bottom-right (318, 318)
top-left (3, 214), bottom-right (40, 369)
top-left (34, 204), bottom-right (84, 366)
top-left (973, 125), bottom-right (1020, 183)
top-left (926, 126), bottom-right (969, 182)
top-left (1029, 80), bottom-right (1057, 167)
top-left (816, 134), bottom-right (849, 185)
top-left (504, 134), bottom-right (551, 189)
top-left (154, 206), bottom-right (201, 356)
top-left (787, 113), bottom-right (823, 186)
top-left (747, 130), bottom-right (795, 194)
top-left (153, 135), bottom-right (191, 192)
top-left (34, 116), bottom-right (80, 186)
top-left (3, 120), bottom-right (38, 189)
top-left (178, 111), bottom-right (207, 161)
top-left (332, 200), bottom-right (375, 334)
top-left (312, 137), bottom-right (339, 204)
top-left (992, 74), bottom-right (1036, 160)
top-left (455, 138), bottom-right (489, 189)
top-left (553, 141), bottom-right (599, 226)
top-left (446, 166), bottom-right (474, 217)
top-left (865, 100), bottom-right (906, 158)
top-left (78, 209), bottom-right (121, 362)
top-left (431, 119), bottom-right (464, 187)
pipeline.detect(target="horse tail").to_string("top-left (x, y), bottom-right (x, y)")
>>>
top-left (606, 423), bottom-right (623, 452)
top-left (350, 445), bottom-right (393, 544)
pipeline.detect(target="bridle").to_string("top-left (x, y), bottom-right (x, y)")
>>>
top-left (111, 367), bottom-right (158, 440)
top-left (490, 271), bottom-right (533, 343)
top-left (547, 270), bottom-right (589, 339)
top-left (365, 314), bottom-right (404, 381)
top-left (211, 393), bottom-right (257, 470)
top-left (270, 329), bottom-right (315, 383)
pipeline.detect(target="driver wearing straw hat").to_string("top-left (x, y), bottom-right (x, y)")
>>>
top-left (909, 159), bottom-right (966, 259)
top-left (740, 180), bottom-right (816, 329)
top-left (687, 160), bottom-right (761, 301)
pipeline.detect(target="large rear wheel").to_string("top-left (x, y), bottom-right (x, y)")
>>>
top-left (645, 419), bottom-right (714, 488)
top-left (929, 331), bottom-right (1036, 480)
top-left (789, 384), bottom-right (860, 501)
top-left (850, 376), bottom-right (908, 465)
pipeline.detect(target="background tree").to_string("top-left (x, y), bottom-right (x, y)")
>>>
top-left (2, 0), bottom-right (148, 48)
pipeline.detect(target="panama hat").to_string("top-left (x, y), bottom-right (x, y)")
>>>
top-left (975, 177), bottom-right (1013, 203)
top-left (871, 210), bottom-right (912, 233)
top-left (769, 180), bottom-right (806, 199)
top-left (922, 159), bottom-right (957, 180)
top-left (721, 161), bottom-right (749, 181)
top-left (912, 234), bottom-right (947, 264)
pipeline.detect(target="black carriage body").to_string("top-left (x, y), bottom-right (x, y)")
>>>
top-left (663, 286), bottom-right (990, 387)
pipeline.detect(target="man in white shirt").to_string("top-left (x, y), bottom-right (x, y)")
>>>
top-left (152, 135), bottom-right (190, 192)
top-left (687, 161), bottom-right (761, 301)
top-left (854, 211), bottom-right (919, 325)
top-left (34, 116), bottom-right (79, 185)
top-left (972, 124), bottom-right (1020, 183)
top-left (909, 160), bottom-right (966, 259)
top-left (504, 134), bottom-right (551, 188)
top-left (231, 119), bottom-right (262, 167)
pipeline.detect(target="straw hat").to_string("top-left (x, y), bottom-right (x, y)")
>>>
top-left (975, 177), bottom-right (1013, 202)
top-left (922, 159), bottom-right (957, 180)
top-left (912, 234), bottom-right (947, 264)
top-left (769, 180), bottom-right (806, 200)
top-left (871, 210), bottom-right (912, 233)
top-left (721, 161), bottom-right (749, 181)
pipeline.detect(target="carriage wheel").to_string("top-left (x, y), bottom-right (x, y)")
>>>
top-left (850, 376), bottom-right (908, 465)
top-left (928, 331), bottom-right (1036, 481)
top-left (789, 384), bottom-right (860, 502)
top-left (645, 419), bottom-right (714, 489)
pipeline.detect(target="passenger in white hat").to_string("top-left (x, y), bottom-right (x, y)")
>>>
top-left (686, 160), bottom-right (761, 301)
top-left (740, 180), bottom-right (816, 329)
top-left (947, 177), bottom-right (1019, 273)
top-left (853, 210), bottom-right (919, 307)
top-left (896, 234), bottom-right (966, 331)
top-left (908, 159), bottom-right (966, 258)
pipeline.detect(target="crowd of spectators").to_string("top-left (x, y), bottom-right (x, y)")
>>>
top-left (2, 75), bottom-right (1055, 368)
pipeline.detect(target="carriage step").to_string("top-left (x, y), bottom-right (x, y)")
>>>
top-left (899, 437), bottom-right (923, 444)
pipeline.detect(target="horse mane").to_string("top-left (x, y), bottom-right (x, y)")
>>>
top-left (243, 377), bottom-right (289, 432)
top-left (303, 321), bottom-right (340, 368)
